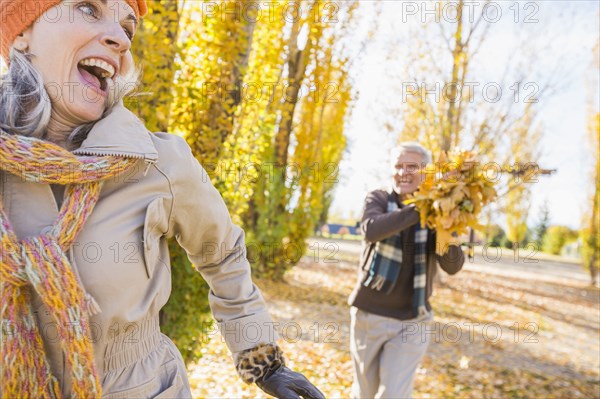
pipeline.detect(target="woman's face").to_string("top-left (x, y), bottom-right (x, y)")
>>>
top-left (16, 0), bottom-right (138, 123)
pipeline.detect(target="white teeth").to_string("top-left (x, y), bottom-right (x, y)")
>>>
top-left (78, 58), bottom-right (115, 79)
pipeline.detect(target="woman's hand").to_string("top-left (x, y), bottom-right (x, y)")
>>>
top-left (234, 343), bottom-right (325, 399)
top-left (256, 364), bottom-right (325, 399)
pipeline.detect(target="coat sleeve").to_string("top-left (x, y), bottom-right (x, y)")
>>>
top-left (361, 190), bottom-right (420, 243)
top-left (166, 137), bottom-right (278, 353)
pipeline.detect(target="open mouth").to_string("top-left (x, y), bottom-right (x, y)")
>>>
top-left (77, 57), bottom-right (115, 94)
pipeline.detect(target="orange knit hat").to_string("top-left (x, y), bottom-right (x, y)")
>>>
top-left (0, 0), bottom-right (147, 60)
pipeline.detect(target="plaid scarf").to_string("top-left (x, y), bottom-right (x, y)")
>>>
top-left (363, 193), bottom-right (430, 318)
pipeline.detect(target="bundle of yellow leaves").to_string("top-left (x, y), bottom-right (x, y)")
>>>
top-left (403, 148), bottom-right (497, 255)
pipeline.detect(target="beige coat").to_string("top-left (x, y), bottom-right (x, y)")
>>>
top-left (0, 104), bottom-right (277, 398)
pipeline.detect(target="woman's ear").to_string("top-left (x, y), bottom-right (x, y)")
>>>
top-left (12, 28), bottom-right (32, 52)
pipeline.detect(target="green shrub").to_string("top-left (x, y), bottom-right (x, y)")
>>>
top-left (580, 227), bottom-right (600, 269)
top-left (160, 238), bottom-right (213, 366)
top-left (486, 224), bottom-right (507, 247)
top-left (542, 225), bottom-right (579, 255)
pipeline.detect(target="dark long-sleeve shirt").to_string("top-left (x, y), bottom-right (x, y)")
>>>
top-left (348, 189), bottom-right (465, 320)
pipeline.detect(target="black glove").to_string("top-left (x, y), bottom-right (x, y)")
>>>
top-left (233, 343), bottom-right (325, 399)
top-left (256, 364), bottom-right (325, 399)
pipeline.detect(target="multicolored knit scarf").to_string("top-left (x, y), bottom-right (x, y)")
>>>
top-left (362, 192), bottom-right (430, 318)
top-left (0, 132), bottom-right (138, 398)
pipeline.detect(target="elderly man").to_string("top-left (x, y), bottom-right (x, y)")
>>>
top-left (348, 142), bottom-right (465, 399)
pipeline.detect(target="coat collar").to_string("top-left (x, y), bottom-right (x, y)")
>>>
top-left (388, 187), bottom-right (406, 208)
top-left (72, 102), bottom-right (158, 162)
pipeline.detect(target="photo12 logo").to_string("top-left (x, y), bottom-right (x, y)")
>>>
top-left (200, 1), bottom-right (341, 24)
top-left (399, 1), bottom-right (539, 24)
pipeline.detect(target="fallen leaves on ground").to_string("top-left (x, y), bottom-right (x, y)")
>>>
top-left (188, 256), bottom-right (600, 398)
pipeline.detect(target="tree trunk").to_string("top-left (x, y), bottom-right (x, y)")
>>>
top-left (274, 16), bottom-right (311, 167)
top-left (590, 255), bottom-right (599, 286)
top-left (442, 0), bottom-right (464, 152)
top-left (588, 150), bottom-right (599, 286)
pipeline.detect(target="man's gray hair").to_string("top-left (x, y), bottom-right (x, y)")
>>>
top-left (391, 142), bottom-right (433, 165)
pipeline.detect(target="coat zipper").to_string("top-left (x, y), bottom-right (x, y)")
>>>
top-left (143, 159), bottom-right (157, 176)
top-left (71, 150), bottom-right (158, 176)
top-left (71, 150), bottom-right (149, 158)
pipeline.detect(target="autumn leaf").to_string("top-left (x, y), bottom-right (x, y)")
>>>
top-left (404, 148), bottom-right (497, 254)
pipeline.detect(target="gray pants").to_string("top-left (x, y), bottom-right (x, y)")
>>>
top-left (350, 306), bottom-right (433, 399)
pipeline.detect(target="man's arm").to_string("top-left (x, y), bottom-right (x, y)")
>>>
top-left (360, 190), bottom-right (420, 243)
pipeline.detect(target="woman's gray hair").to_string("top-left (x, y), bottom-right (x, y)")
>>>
top-left (391, 142), bottom-right (433, 165)
top-left (0, 47), bottom-right (142, 150)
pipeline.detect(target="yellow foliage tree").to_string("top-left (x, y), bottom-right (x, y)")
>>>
top-left (129, 0), bottom-right (180, 132)
top-left (581, 111), bottom-right (600, 284)
top-left (580, 38), bottom-right (600, 285)
top-left (248, 1), bottom-right (359, 279)
top-left (217, 0), bottom-right (288, 224)
top-left (289, 34), bottom-right (353, 252)
top-left (505, 103), bottom-right (541, 247)
top-left (170, 0), bottom-right (258, 169)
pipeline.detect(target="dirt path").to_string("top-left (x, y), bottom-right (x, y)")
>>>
top-left (308, 237), bottom-right (592, 284)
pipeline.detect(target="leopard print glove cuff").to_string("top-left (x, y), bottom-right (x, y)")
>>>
top-left (233, 343), bottom-right (286, 384)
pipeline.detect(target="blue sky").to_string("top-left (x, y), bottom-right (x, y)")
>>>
top-left (330, 1), bottom-right (599, 231)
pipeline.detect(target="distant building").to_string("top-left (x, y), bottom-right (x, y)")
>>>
top-left (318, 223), bottom-right (360, 237)
top-left (561, 238), bottom-right (583, 259)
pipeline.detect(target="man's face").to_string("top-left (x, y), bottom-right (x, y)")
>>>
top-left (392, 151), bottom-right (426, 197)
